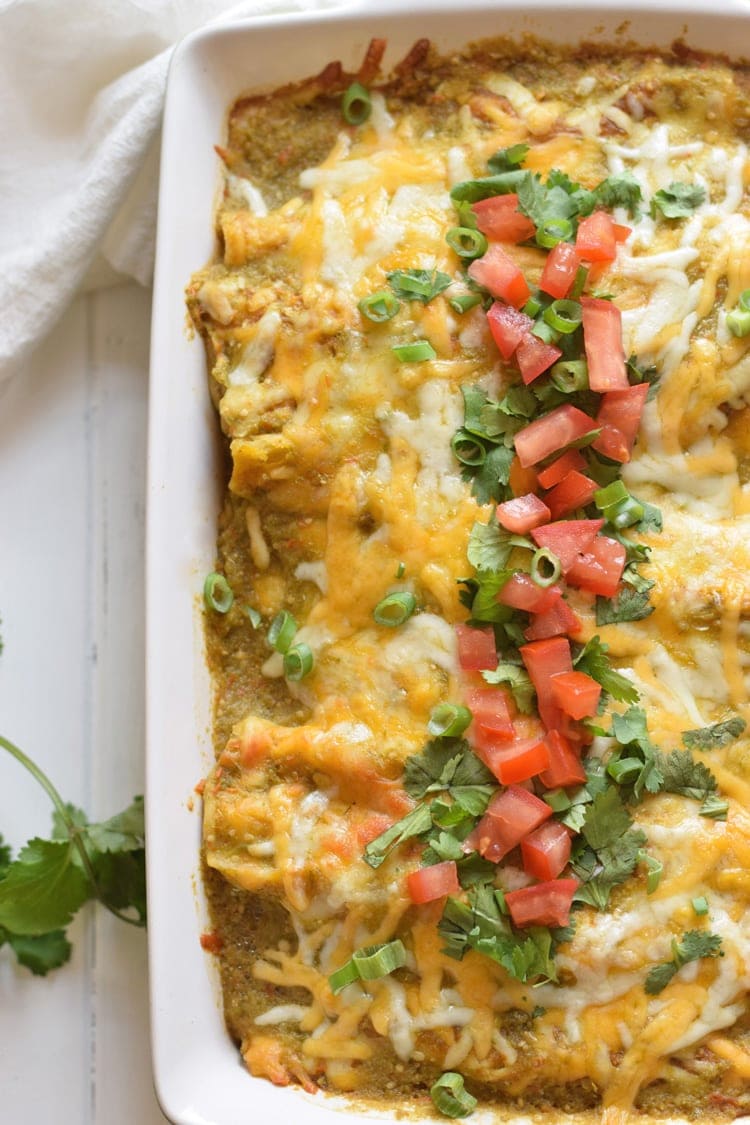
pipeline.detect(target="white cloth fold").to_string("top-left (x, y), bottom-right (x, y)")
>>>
top-left (0, 0), bottom-right (334, 383)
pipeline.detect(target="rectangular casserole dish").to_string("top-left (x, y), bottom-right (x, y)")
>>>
top-left (146, 2), bottom-right (750, 1123)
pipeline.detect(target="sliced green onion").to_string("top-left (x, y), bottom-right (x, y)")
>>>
top-left (608, 497), bottom-right (645, 528)
top-left (203, 572), bottom-right (234, 614)
top-left (283, 642), bottom-right (314, 682)
top-left (639, 852), bottom-right (663, 894)
top-left (446, 226), bottom-right (488, 260)
top-left (543, 788), bottom-right (572, 812)
top-left (244, 606), bottom-right (262, 628)
top-left (328, 959), bottom-right (361, 994)
top-left (570, 264), bottom-right (589, 299)
top-left (727, 306), bottom-right (750, 337)
top-left (267, 610), bottom-right (297, 653)
top-left (428, 703), bottom-right (473, 738)
top-left (523, 294), bottom-right (543, 318)
top-left (550, 359), bottom-right (588, 393)
top-left (373, 591), bottom-right (417, 627)
top-left (608, 757), bottom-right (644, 785)
top-left (530, 547), bottom-right (561, 588)
top-left (342, 82), bottom-right (372, 125)
top-left (692, 895), bottom-right (709, 916)
top-left (352, 939), bottom-right (407, 980)
top-left (392, 341), bottom-right (436, 362)
top-left (594, 481), bottom-right (629, 508)
top-left (396, 562), bottom-right (406, 578)
top-left (451, 430), bottom-right (486, 466)
top-left (358, 290), bottom-right (400, 323)
top-left (543, 299), bottom-right (582, 335)
top-left (430, 1072), bottom-right (478, 1119)
top-left (531, 319), bottom-right (559, 345)
top-left (739, 289), bottom-right (750, 312)
top-left (449, 293), bottom-right (482, 314)
top-left (536, 217), bottom-right (573, 248)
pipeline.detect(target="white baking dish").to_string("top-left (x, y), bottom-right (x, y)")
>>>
top-left (146, 2), bottom-right (750, 1122)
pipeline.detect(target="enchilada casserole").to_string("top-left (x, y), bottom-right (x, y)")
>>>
top-left (187, 35), bottom-right (750, 1122)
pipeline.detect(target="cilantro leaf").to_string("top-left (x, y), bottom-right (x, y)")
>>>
top-left (85, 796), bottom-right (145, 854)
top-left (0, 838), bottom-right (89, 935)
top-left (607, 706), bottom-right (663, 801)
top-left (404, 739), bottom-right (495, 799)
top-left (573, 636), bottom-right (640, 704)
top-left (463, 444), bottom-right (514, 506)
top-left (699, 793), bottom-right (729, 821)
top-left (450, 169), bottom-right (529, 204)
top-left (682, 716), bottom-right (747, 752)
top-left (51, 803), bottom-right (89, 839)
top-left (0, 835), bottom-right (11, 879)
top-left (591, 172), bottom-right (642, 217)
top-left (633, 499), bottom-right (663, 533)
top-left (482, 662), bottom-right (535, 714)
top-left (1, 929), bottom-right (72, 976)
top-left (387, 269), bottom-right (452, 304)
top-left (363, 804), bottom-right (432, 869)
top-left (573, 789), bottom-right (647, 909)
top-left (645, 930), bottom-right (723, 995)
top-left (596, 585), bottom-right (654, 625)
top-left (487, 144), bottom-right (529, 173)
top-left (657, 748), bottom-right (717, 801)
top-left (467, 515), bottom-right (531, 573)
top-left (650, 182), bottom-right (706, 220)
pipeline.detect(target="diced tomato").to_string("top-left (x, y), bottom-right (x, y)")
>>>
top-left (523, 592), bottom-right (582, 642)
top-left (613, 223), bottom-right (631, 243)
top-left (486, 302), bottom-right (534, 360)
top-left (467, 785), bottom-right (552, 863)
top-left (514, 404), bottom-right (598, 468)
top-left (496, 493), bottom-right (551, 534)
top-left (456, 623), bottom-right (497, 670)
top-left (530, 519), bottom-right (604, 573)
top-left (472, 195), bottom-right (536, 243)
top-left (591, 423), bottom-right (631, 463)
top-left (520, 636), bottom-right (573, 732)
top-left (479, 735), bottom-right (551, 785)
top-left (550, 670), bottom-right (602, 719)
top-left (536, 448), bottom-right (587, 490)
top-left (509, 455), bottom-right (539, 497)
top-left (497, 573), bottom-right (560, 613)
top-left (515, 333), bottom-right (562, 385)
top-left (538, 729), bottom-right (588, 788)
top-left (544, 470), bottom-right (599, 520)
top-left (465, 685), bottom-right (515, 742)
top-left (575, 211), bottom-right (617, 263)
top-left (539, 241), bottom-right (581, 299)
top-left (521, 821), bottom-right (572, 881)
top-left (595, 383), bottom-right (649, 454)
top-left (566, 534), bottom-right (627, 597)
top-left (468, 245), bottom-right (530, 308)
top-left (580, 297), bottom-right (628, 392)
top-left (504, 878), bottom-right (579, 928)
top-left (407, 860), bottom-right (460, 904)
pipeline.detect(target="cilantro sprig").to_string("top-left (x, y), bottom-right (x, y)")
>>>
top-left (0, 734), bottom-right (146, 976)
top-left (645, 930), bottom-right (723, 994)
top-left (682, 716), bottom-right (747, 751)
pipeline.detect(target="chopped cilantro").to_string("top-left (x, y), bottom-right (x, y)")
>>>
top-left (699, 794), bottom-right (728, 821)
top-left (573, 636), bottom-right (640, 704)
top-left (572, 788), bottom-right (647, 910)
top-left (682, 716), bottom-right (747, 751)
top-left (387, 269), bottom-right (452, 303)
top-left (596, 584), bottom-right (654, 625)
top-left (482, 661), bottom-right (535, 714)
top-left (657, 748), bottom-right (718, 802)
top-left (645, 930), bottom-right (723, 995)
top-left (363, 804), bottom-right (432, 868)
top-left (591, 172), bottom-right (643, 217)
top-left (487, 144), bottom-right (529, 173)
top-left (403, 739), bottom-right (495, 800)
top-left (650, 182), bottom-right (706, 220)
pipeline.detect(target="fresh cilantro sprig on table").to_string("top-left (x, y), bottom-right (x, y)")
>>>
top-left (645, 930), bottom-right (723, 994)
top-left (0, 734), bottom-right (146, 976)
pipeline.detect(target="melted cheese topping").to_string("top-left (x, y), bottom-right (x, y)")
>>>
top-left (194, 42), bottom-right (750, 1120)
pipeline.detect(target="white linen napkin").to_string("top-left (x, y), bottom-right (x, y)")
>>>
top-left (0, 0), bottom-right (338, 384)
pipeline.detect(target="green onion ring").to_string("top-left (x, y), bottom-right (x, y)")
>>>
top-left (523, 294), bottom-right (543, 318)
top-left (351, 939), bottom-right (407, 980)
top-left (428, 703), bottom-right (473, 738)
top-left (446, 226), bottom-right (488, 260)
top-left (203, 572), bottom-right (234, 614)
top-left (283, 642), bottom-right (314, 682)
top-left (692, 895), bottom-right (709, 916)
top-left (267, 610), bottom-right (297, 653)
top-left (550, 359), bottom-right (588, 393)
top-left (451, 431), bottom-right (486, 467)
top-left (392, 340), bottom-right (437, 362)
top-left (727, 306), bottom-right (750, 338)
top-left (328, 959), bottom-right (361, 994)
top-left (543, 299), bottom-right (582, 335)
top-left (373, 591), bottom-right (417, 627)
top-left (594, 480), bottom-right (629, 509)
top-left (244, 606), bottom-right (262, 629)
top-left (530, 547), bottom-right (561, 588)
top-left (358, 290), bottom-right (400, 323)
top-left (430, 1072), bottom-right (478, 1118)
top-left (570, 263), bottom-right (589, 299)
top-left (536, 217), bottom-right (573, 248)
top-left (342, 82), bottom-right (372, 125)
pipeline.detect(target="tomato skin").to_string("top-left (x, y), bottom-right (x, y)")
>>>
top-left (487, 302), bottom-right (534, 360)
top-left (581, 297), bottom-right (628, 391)
top-left (520, 636), bottom-right (574, 732)
top-left (530, 518), bottom-right (604, 573)
top-left (497, 573), bottom-right (560, 613)
top-left (523, 592), bottom-right (582, 642)
top-left (538, 729), bottom-right (588, 788)
top-left (479, 735), bottom-right (551, 785)
top-left (516, 333), bottom-right (562, 385)
top-left (469, 244), bottom-right (531, 307)
top-left (407, 860), bottom-right (460, 904)
top-left (472, 195), bottom-right (536, 243)
top-left (566, 534), bottom-right (626, 597)
top-left (550, 670), bottom-right (602, 719)
top-left (504, 878), bottom-right (579, 928)
top-left (595, 383), bottom-right (649, 453)
top-left (465, 685), bottom-right (515, 742)
top-left (521, 821), bottom-right (572, 881)
top-left (544, 470), bottom-right (599, 520)
top-left (496, 493), bottom-right (551, 534)
top-left (456, 624), bottom-right (497, 671)
top-left (468, 785), bottom-right (552, 862)
top-left (539, 241), bottom-right (580, 299)
top-left (514, 403), bottom-right (598, 468)
top-left (575, 211), bottom-right (617, 262)
top-left (536, 448), bottom-right (587, 490)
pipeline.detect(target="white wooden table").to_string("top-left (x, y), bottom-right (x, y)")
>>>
top-left (0, 283), bottom-right (167, 1123)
